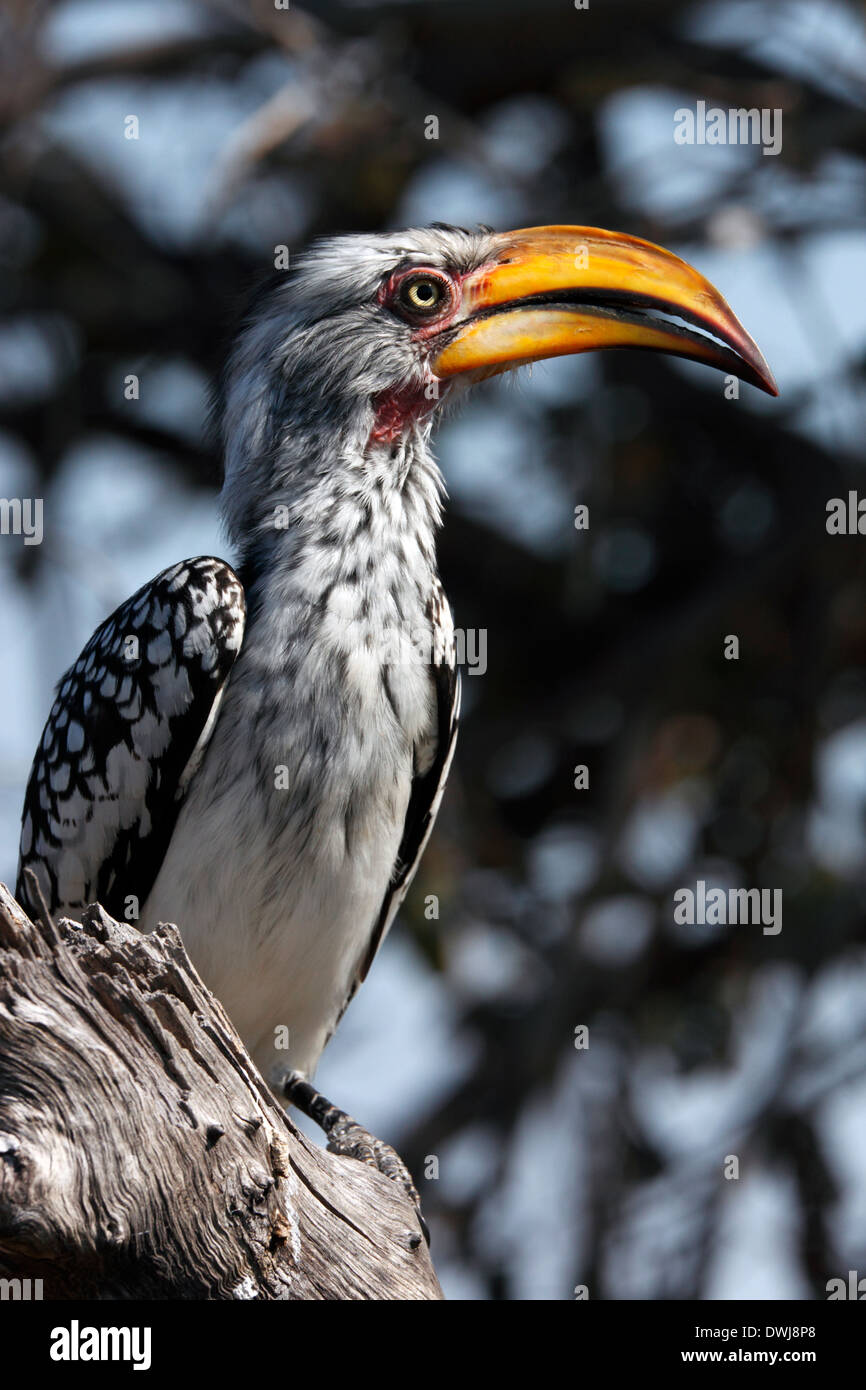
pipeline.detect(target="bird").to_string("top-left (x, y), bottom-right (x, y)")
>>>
top-left (16, 222), bottom-right (776, 1216)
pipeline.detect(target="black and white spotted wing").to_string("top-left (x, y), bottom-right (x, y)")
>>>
top-left (17, 557), bottom-right (245, 922)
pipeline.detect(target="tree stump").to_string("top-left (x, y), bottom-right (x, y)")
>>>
top-left (0, 884), bottom-right (442, 1300)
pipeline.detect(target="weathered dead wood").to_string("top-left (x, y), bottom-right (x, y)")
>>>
top-left (0, 883), bottom-right (441, 1300)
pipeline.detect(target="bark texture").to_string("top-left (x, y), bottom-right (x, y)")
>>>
top-left (0, 883), bottom-right (441, 1300)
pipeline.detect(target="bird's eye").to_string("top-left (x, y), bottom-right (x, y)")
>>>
top-left (398, 274), bottom-right (448, 317)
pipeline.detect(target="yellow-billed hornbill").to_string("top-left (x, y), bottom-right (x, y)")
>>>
top-left (17, 223), bottom-right (776, 1228)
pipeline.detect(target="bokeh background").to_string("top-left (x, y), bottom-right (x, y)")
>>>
top-left (2, 0), bottom-right (866, 1300)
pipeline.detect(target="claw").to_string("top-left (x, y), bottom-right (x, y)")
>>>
top-left (280, 1069), bottom-right (430, 1244)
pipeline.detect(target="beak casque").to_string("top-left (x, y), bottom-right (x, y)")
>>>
top-left (431, 225), bottom-right (778, 396)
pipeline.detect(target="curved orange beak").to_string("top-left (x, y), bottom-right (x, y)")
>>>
top-left (431, 225), bottom-right (777, 396)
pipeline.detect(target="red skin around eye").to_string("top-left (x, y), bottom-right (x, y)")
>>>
top-left (377, 267), bottom-right (462, 335)
top-left (369, 262), bottom-right (498, 443)
top-left (368, 269), bottom-right (458, 444)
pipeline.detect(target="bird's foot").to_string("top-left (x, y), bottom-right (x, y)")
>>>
top-left (281, 1070), bottom-right (428, 1244)
top-left (325, 1113), bottom-right (422, 1208)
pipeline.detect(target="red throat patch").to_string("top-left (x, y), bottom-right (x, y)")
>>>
top-left (369, 384), bottom-right (438, 445)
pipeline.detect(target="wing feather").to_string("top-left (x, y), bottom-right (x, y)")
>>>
top-left (359, 612), bottom-right (460, 983)
top-left (17, 556), bottom-right (245, 922)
